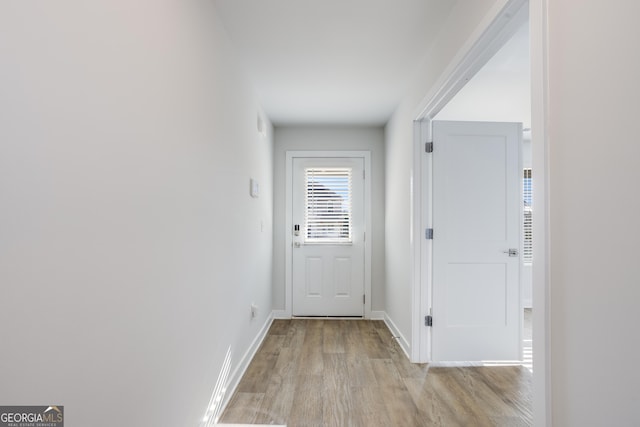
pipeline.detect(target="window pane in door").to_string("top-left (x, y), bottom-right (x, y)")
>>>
top-left (523, 168), bottom-right (533, 263)
top-left (304, 168), bottom-right (352, 243)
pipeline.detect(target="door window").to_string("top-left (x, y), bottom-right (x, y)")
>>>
top-left (523, 168), bottom-right (532, 263)
top-left (304, 167), bottom-right (352, 243)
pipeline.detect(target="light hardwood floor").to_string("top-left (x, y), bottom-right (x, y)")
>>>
top-left (220, 319), bottom-right (532, 427)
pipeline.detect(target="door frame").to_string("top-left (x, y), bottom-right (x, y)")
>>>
top-left (410, 0), bottom-right (551, 425)
top-left (284, 151), bottom-right (372, 318)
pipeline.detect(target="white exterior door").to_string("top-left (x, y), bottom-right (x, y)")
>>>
top-left (292, 157), bottom-right (365, 316)
top-left (432, 120), bottom-right (522, 361)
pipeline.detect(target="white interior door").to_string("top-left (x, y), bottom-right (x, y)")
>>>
top-left (292, 157), bottom-right (365, 316)
top-left (432, 120), bottom-right (522, 361)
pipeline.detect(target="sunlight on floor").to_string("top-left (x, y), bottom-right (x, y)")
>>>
top-left (523, 308), bottom-right (533, 372)
top-left (202, 347), bottom-right (233, 427)
top-left (462, 308), bottom-right (533, 371)
top-left (522, 339), bottom-right (533, 372)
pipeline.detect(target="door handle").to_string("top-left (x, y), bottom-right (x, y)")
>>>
top-left (503, 248), bottom-right (519, 257)
top-left (294, 242), bottom-right (301, 248)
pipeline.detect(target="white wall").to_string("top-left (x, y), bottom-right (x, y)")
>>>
top-left (548, 0), bottom-right (640, 425)
top-left (436, 21), bottom-right (531, 128)
top-left (273, 126), bottom-right (385, 313)
top-left (385, 0), bottom-right (508, 350)
top-left (0, 2), bottom-right (273, 426)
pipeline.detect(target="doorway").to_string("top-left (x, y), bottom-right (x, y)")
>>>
top-left (435, 11), bottom-right (534, 364)
top-left (411, 4), bottom-right (550, 420)
top-left (411, 0), bottom-right (539, 365)
top-left (429, 15), bottom-right (531, 363)
top-left (285, 151), bottom-right (372, 318)
top-left (291, 156), bottom-right (365, 316)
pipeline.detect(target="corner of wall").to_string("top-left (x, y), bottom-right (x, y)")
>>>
top-left (383, 312), bottom-right (411, 360)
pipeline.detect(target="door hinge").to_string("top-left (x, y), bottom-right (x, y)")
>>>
top-left (425, 315), bottom-right (433, 327)
top-left (425, 142), bottom-right (433, 153)
top-left (363, 294), bottom-right (366, 304)
top-left (363, 169), bottom-right (365, 179)
top-left (425, 228), bottom-right (433, 240)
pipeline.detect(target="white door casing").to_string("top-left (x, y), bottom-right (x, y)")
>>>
top-left (431, 120), bottom-right (522, 361)
top-left (290, 155), bottom-right (367, 317)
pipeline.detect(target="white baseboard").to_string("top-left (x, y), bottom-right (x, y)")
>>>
top-left (273, 310), bottom-right (385, 320)
top-left (216, 425), bottom-right (285, 427)
top-left (369, 310), bottom-right (385, 320)
top-left (271, 309), bottom-right (289, 319)
top-left (216, 312), bottom-right (274, 423)
top-left (382, 312), bottom-right (411, 360)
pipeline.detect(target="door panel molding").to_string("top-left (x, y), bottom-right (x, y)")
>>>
top-left (285, 151), bottom-right (372, 318)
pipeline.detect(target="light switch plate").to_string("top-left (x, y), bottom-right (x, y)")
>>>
top-left (250, 178), bottom-right (259, 198)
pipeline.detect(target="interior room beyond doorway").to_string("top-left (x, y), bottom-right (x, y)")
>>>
top-left (432, 17), bottom-right (532, 366)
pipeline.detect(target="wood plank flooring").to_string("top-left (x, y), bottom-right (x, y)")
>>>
top-left (219, 320), bottom-right (532, 426)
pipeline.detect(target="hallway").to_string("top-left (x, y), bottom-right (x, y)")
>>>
top-left (3, 1), bottom-right (638, 424)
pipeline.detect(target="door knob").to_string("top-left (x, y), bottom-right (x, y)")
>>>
top-left (503, 248), bottom-right (519, 257)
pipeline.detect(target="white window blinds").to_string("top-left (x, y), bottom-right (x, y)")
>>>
top-left (304, 167), bottom-right (352, 243)
top-left (523, 168), bottom-right (533, 263)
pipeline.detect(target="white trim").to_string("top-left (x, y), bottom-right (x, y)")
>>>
top-left (410, 120), bottom-right (422, 362)
top-left (530, 0), bottom-right (552, 425)
top-left (292, 316), bottom-right (365, 320)
top-left (370, 310), bottom-right (385, 320)
top-left (428, 360), bottom-right (524, 368)
top-left (284, 150), bottom-right (373, 319)
top-left (210, 313), bottom-right (274, 427)
top-left (383, 313), bottom-right (411, 360)
top-left (411, 0), bottom-right (550, 424)
top-left (414, 0), bottom-right (527, 120)
top-left (413, 120), bottom-right (428, 363)
top-left (217, 425), bottom-right (285, 427)
top-left (419, 118), bottom-right (433, 363)
top-left (271, 309), bottom-right (289, 320)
